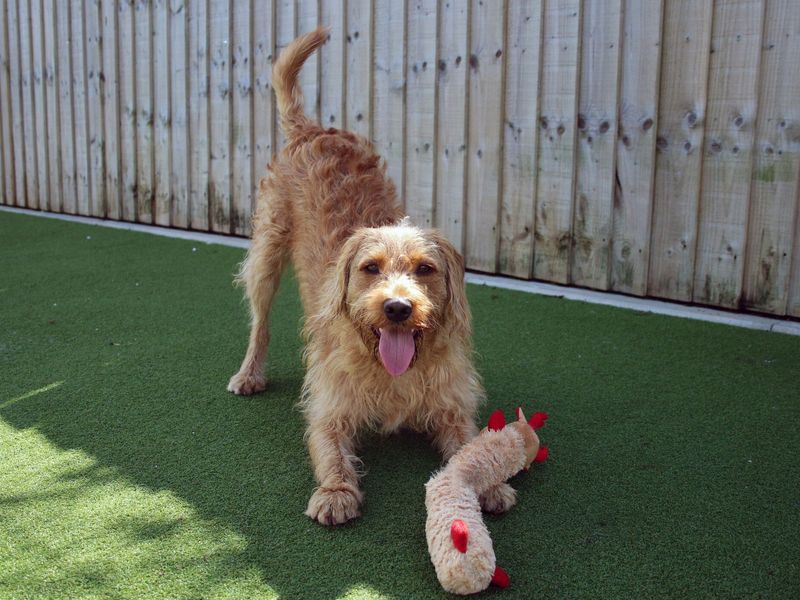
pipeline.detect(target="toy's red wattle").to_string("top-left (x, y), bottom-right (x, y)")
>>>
top-left (529, 412), bottom-right (548, 429)
top-left (491, 565), bottom-right (510, 588)
top-left (487, 410), bottom-right (506, 431)
top-left (450, 519), bottom-right (469, 553)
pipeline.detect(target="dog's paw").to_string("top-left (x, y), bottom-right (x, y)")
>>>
top-left (227, 371), bottom-right (267, 395)
top-left (305, 486), bottom-right (362, 526)
top-left (479, 482), bottom-right (517, 514)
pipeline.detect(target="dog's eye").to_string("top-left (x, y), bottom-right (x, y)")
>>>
top-left (362, 263), bottom-right (380, 274)
top-left (416, 264), bottom-right (434, 275)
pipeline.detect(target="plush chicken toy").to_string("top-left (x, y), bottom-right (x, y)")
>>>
top-left (424, 407), bottom-right (549, 595)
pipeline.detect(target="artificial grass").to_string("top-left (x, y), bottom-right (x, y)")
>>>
top-left (1, 210), bottom-right (799, 599)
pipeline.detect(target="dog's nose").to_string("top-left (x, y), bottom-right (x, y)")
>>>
top-left (383, 298), bottom-right (412, 322)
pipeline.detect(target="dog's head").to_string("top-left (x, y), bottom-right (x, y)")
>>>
top-left (320, 221), bottom-right (470, 377)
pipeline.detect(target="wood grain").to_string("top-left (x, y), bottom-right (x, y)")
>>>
top-left (533, 0), bottom-right (582, 283)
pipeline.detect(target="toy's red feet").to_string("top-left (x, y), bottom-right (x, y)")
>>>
top-left (535, 446), bottom-right (549, 463)
top-left (529, 412), bottom-right (548, 429)
top-left (450, 519), bottom-right (469, 553)
top-left (487, 410), bottom-right (506, 431)
top-left (491, 565), bottom-right (510, 588)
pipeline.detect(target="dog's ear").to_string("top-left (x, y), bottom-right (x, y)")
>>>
top-left (428, 230), bottom-right (470, 334)
top-left (319, 229), bottom-right (367, 321)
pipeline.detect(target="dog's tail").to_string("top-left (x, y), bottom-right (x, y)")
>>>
top-left (272, 26), bottom-right (329, 139)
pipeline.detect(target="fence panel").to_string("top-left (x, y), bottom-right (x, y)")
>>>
top-left (611, 0), bottom-right (663, 296)
top-left (497, 0), bottom-right (543, 279)
top-left (743, 0), bottom-right (800, 316)
top-left (693, 0), bottom-right (764, 309)
top-left (31, 0), bottom-right (49, 212)
top-left (2, 0), bottom-right (799, 318)
top-left (532, 0), bottom-right (582, 285)
top-left (434, 0), bottom-right (467, 253)
top-left (571, 0), bottom-right (622, 290)
top-left (404, 0), bottom-right (436, 228)
top-left (464, 0), bottom-right (505, 273)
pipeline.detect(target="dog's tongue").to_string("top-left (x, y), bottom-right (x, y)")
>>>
top-left (378, 328), bottom-right (415, 377)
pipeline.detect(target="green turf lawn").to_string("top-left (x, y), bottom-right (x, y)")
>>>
top-left (1, 210), bottom-right (799, 599)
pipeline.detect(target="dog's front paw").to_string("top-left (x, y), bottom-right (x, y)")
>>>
top-left (305, 485), bottom-right (362, 526)
top-left (227, 370), bottom-right (267, 395)
top-left (479, 482), bottom-right (517, 514)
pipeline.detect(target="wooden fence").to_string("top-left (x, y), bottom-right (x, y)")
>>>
top-left (1, 0), bottom-right (799, 317)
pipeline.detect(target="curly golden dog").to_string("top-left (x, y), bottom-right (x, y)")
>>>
top-left (228, 27), bottom-right (515, 525)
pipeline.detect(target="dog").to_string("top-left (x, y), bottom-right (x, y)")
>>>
top-left (227, 27), bottom-right (516, 525)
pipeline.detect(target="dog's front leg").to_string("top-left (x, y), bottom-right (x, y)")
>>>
top-left (431, 409), bottom-right (479, 462)
top-left (304, 422), bottom-right (363, 525)
top-left (431, 410), bottom-right (517, 514)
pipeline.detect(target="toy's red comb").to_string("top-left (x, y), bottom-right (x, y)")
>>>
top-left (491, 565), bottom-right (510, 588)
top-left (534, 446), bottom-right (549, 463)
top-left (487, 410), bottom-right (506, 431)
top-left (529, 412), bottom-right (548, 429)
top-left (450, 519), bottom-right (469, 553)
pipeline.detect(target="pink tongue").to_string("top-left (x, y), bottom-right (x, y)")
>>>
top-left (378, 328), bottom-right (415, 377)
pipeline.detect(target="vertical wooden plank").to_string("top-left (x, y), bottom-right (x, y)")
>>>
top-left (86, 0), bottom-right (105, 218)
top-left (9, 0), bottom-right (25, 208)
top-left (17, 0), bottom-right (39, 209)
top-left (693, 0), bottom-right (765, 308)
top-left (434, 0), bottom-right (467, 250)
top-left (56, 0), bottom-right (76, 213)
top-left (0, 0), bottom-right (15, 207)
top-left (648, 0), bottom-right (713, 301)
top-left (274, 0), bottom-right (295, 151)
top-left (153, 0), bottom-right (171, 226)
top-left (319, 1), bottom-right (345, 131)
top-left (188, 0), bottom-right (208, 230)
top-left (252, 0), bottom-right (274, 190)
top-left (208, 0), bottom-right (231, 233)
top-left (611, 0), bottom-right (663, 296)
top-left (404, 0), bottom-right (437, 228)
top-left (134, 0), bottom-right (153, 223)
top-left (372, 0), bottom-right (405, 203)
top-left (31, 0), bottom-right (49, 211)
top-left (571, 0), bottom-right (622, 289)
top-left (465, 0), bottom-right (506, 272)
top-left (232, 0), bottom-right (253, 235)
top-left (742, 0), bottom-right (800, 315)
top-left (71, 0), bottom-right (91, 215)
top-left (298, 0), bottom-right (319, 122)
top-left (101, 0), bottom-right (121, 220)
top-left (42, 0), bottom-right (61, 212)
top-left (169, 0), bottom-right (189, 228)
top-left (0, 0), bottom-right (3, 206)
top-left (9, 0), bottom-right (26, 208)
top-left (118, 0), bottom-right (137, 222)
top-left (346, 0), bottom-right (371, 138)
top-left (0, 43), bottom-right (4, 204)
top-left (533, 0), bottom-right (582, 284)
top-left (498, 0), bottom-right (543, 277)
top-left (0, 0), bottom-right (9, 206)
top-left (790, 188), bottom-right (800, 317)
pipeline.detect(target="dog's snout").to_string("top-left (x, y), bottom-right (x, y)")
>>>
top-left (383, 298), bottom-right (412, 322)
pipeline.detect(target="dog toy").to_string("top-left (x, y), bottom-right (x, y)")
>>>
top-left (424, 407), bottom-right (548, 595)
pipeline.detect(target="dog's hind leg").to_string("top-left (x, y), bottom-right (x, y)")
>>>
top-left (227, 213), bottom-right (289, 395)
